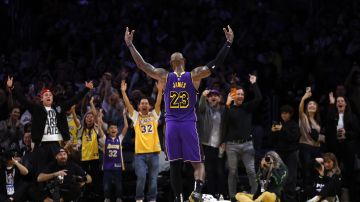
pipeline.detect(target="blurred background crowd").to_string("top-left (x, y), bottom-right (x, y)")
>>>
top-left (1, 0), bottom-right (360, 201)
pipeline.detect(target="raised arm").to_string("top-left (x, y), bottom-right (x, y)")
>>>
top-left (191, 25), bottom-right (234, 83)
top-left (63, 81), bottom-right (93, 110)
top-left (299, 90), bottom-right (312, 119)
top-left (89, 96), bottom-right (99, 124)
top-left (121, 109), bottom-right (128, 137)
top-left (120, 80), bottom-right (135, 116)
top-left (70, 105), bottom-right (81, 128)
top-left (7, 76), bottom-right (36, 111)
top-left (154, 82), bottom-right (164, 115)
top-left (124, 27), bottom-right (168, 81)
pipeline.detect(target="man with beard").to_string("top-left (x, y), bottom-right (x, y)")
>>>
top-left (197, 89), bottom-right (226, 199)
top-left (222, 75), bottom-right (262, 199)
top-left (37, 148), bottom-right (92, 202)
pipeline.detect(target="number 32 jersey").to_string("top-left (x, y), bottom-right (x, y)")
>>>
top-left (164, 71), bottom-right (197, 122)
top-left (130, 110), bottom-right (161, 154)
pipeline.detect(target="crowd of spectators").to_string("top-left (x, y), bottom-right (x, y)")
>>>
top-left (1, 0), bottom-right (360, 201)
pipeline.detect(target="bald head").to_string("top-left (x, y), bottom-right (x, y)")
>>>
top-left (170, 52), bottom-right (185, 70)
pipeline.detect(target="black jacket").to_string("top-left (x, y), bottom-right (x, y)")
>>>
top-left (13, 86), bottom-right (89, 145)
top-left (310, 172), bottom-right (341, 199)
top-left (221, 83), bottom-right (262, 142)
top-left (326, 104), bottom-right (359, 150)
top-left (270, 120), bottom-right (300, 152)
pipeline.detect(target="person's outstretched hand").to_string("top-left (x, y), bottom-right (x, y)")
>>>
top-left (124, 27), bottom-right (135, 47)
top-left (223, 25), bottom-right (234, 44)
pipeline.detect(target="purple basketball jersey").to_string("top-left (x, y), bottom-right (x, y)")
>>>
top-left (103, 136), bottom-right (123, 170)
top-left (164, 72), bottom-right (197, 121)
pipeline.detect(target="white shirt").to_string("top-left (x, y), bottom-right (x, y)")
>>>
top-left (41, 107), bottom-right (63, 141)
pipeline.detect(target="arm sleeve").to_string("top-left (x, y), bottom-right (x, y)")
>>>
top-left (206, 41), bottom-right (231, 71)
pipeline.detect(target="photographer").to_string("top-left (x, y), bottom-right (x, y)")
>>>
top-left (0, 149), bottom-right (29, 202)
top-left (37, 148), bottom-right (92, 202)
top-left (306, 153), bottom-right (341, 202)
top-left (234, 151), bottom-right (288, 202)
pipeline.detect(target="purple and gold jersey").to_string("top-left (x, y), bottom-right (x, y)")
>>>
top-left (164, 72), bottom-right (197, 121)
top-left (103, 136), bottom-right (124, 171)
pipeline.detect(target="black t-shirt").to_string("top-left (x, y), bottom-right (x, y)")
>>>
top-left (0, 166), bottom-right (21, 197)
top-left (41, 161), bottom-right (87, 187)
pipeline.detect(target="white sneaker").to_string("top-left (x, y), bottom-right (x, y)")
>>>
top-left (135, 200), bottom-right (143, 202)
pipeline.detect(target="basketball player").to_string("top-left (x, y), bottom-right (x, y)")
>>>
top-left (124, 26), bottom-right (234, 202)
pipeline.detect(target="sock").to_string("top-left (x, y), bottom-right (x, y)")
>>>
top-left (194, 180), bottom-right (204, 193)
top-left (170, 160), bottom-right (183, 197)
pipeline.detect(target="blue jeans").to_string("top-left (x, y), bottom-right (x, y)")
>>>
top-left (134, 153), bottom-right (159, 201)
top-left (103, 170), bottom-right (122, 198)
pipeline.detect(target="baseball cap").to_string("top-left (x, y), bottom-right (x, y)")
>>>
top-left (39, 88), bottom-right (52, 97)
top-left (207, 89), bottom-right (220, 97)
top-left (55, 147), bottom-right (67, 156)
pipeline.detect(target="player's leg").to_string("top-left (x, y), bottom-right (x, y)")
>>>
top-left (166, 121), bottom-right (184, 201)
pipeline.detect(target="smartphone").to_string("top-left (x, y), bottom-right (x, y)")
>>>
top-left (230, 87), bottom-right (237, 98)
top-left (272, 121), bottom-right (279, 126)
top-left (306, 86), bottom-right (311, 92)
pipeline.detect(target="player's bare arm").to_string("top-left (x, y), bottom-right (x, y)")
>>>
top-left (124, 27), bottom-right (168, 82)
top-left (154, 81), bottom-right (164, 115)
top-left (191, 25), bottom-right (234, 87)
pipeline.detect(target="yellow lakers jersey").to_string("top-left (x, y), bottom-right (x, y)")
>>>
top-left (67, 115), bottom-right (78, 145)
top-left (78, 126), bottom-right (99, 161)
top-left (130, 110), bottom-right (161, 154)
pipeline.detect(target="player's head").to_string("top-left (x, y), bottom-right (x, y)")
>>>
top-left (40, 88), bottom-right (53, 107)
top-left (107, 121), bottom-right (118, 137)
top-left (138, 97), bottom-right (150, 115)
top-left (170, 52), bottom-right (186, 70)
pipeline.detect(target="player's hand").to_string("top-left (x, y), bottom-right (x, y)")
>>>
top-left (223, 25), bottom-right (234, 44)
top-left (124, 27), bottom-right (135, 47)
top-left (121, 80), bottom-right (127, 92)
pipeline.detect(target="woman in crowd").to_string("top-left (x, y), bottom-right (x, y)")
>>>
top-left (299, 88), bottom-right (325, 196)
top-left (306, 153), bottom-right (341, 202)
top-left (326, 92), bottom-right (359, 201)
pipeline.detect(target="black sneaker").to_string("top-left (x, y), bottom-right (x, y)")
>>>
top-left (188, 191), bottom-right (202, 202)
top-left (174, 194), bottom-right (184, 202)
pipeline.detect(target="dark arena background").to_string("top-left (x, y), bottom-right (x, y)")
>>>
top-left (0, 0), bottom-right (360, 202)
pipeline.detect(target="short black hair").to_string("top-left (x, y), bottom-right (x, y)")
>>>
top-left (107, 121), bottom-right (118, 128)
top-left (280, 105), bottom-right (294, 115)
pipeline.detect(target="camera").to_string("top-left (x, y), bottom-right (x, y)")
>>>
top-left (265, 156), bottom-right (272, 163)
top-left (72, 175), bottom-right (87, 183)
top-left (314, 161), bottom-right (323, 169)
